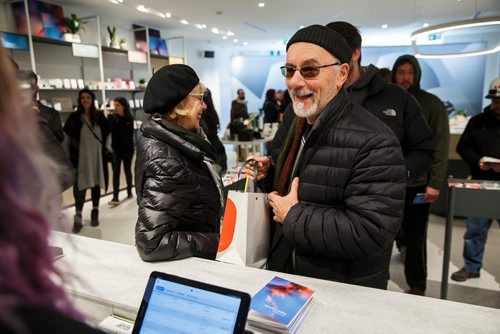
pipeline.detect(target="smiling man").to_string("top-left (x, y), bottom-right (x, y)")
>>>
top-left (249, 25), bottom-right (406, 289)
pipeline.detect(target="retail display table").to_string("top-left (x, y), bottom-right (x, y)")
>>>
top-left (51, 232), bottom-right (500, 333)
top-left (441, 179), bottom-right (500, 299)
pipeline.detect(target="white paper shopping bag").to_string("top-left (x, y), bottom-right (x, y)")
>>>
top-left (216, 190), bottom-right (271, 268)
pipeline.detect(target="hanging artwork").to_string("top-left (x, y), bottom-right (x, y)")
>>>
top-left (11, 0), bottom-right (64, 40)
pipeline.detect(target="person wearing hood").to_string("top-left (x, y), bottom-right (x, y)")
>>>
top-left (391, 54), bottom-right (450, 296)
top-left (134, 64), bottom-right (225, 262)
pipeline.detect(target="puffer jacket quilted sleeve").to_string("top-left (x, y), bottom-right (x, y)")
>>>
top-left (282, 97), bottom-right (406, 261)
top-left (135, 121), bottom-right (221, 262)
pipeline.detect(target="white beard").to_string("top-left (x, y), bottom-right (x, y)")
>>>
top-left (290, 89), bottom-right (318, 118)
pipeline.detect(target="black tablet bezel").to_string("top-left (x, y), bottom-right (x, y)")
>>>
top-left (132, 271), bottom-right (251, 334)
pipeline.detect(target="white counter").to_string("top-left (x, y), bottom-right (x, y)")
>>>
top-left (51, 232), bottom-right (500, 333)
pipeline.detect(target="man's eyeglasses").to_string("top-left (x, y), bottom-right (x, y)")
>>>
top-left (188, 92), bottom-right (206, 104)
top-left (280, 62), bottom-right (340, 79)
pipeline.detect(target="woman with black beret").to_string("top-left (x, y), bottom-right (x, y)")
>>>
top-left (135, 64), bottom-right (224, 262)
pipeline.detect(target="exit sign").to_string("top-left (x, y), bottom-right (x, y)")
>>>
top-left (428, 33), bottom-right (442, 41)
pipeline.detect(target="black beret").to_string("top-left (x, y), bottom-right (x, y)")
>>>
top-left (286, 25), bottom-right (352, 64)
top-left (143, 64), bottom-right (200, 114)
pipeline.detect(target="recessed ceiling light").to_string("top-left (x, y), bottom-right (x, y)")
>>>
top-left (211, 27), bottom-right (219, 34)
top-left (222, 36), bottom-right (227, 39)
top-left (227, 31), bottom-right (234, 36)
top-left (107, 0), bottom-right (123, 4)
top-left (423, 23), bottom-right (429, 27)
top-left (180, 19), bottom-right (189, 25)
top-left (243, 42), bottom-right (248, 46)
top-left (233, 38), bottom-right (239, 43)
top-left (137, 5), bottom-right (148, 13)
top-left (258, 3), bottom-right (265, 7)
top-left (382, 24), bottom-right (388, 29)
top-left (299, 25), bottom-right (304, 29)
top-left (165, 12), bottom-right (171, 18)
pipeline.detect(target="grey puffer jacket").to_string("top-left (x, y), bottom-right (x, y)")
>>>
top-left (280, 89), bottom-right (406, 288)
top-left (135, 118), bottom-right (222, 262)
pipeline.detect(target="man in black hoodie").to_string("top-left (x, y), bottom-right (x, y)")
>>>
top-left (391, 55), bottom-right (450, 296)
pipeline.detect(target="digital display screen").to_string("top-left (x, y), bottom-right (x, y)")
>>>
top-left (1, 32), bottom-right (29, 50)
top-left (139, 277), bottom-right (242, 334)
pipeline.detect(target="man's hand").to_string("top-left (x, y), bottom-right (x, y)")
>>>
top-left (479, 157), bottom-right (489, 171)
top-left (423, 186), bottom-right (440, 203)
top-left (268, 177), bottom-right (299, 224)
top-left (243, 156), bottom-right (271, 181)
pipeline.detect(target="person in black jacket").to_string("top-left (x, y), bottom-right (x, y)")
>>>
top-left (262, 88), bottom-right (280, 123)
top-left (246, 25), bottom-right (406, 289)
top-left (135, 64), bottom-right (225, 262)
top-left (108, 97), bottom-right (135, 204)
top-left (64, 89), bottom-right (110, 233)
top-left (201, 88), bottom-right (227, 174)
top-left (0, 46), bottom-right (103, 334)
top-left (451, 78), bottom-right (500, 282)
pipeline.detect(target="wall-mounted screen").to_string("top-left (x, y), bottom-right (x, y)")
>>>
top-left (1, 32), bottom-right (29, 50)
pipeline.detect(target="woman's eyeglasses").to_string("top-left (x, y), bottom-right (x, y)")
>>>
top-left (188, 92), bottom-right (206, 104)
top-left (280, 62), bottom-right (340, 79)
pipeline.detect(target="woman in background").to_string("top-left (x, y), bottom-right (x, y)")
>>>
top-left (64, 89), bottom-right (110, 233)
top-left (262, 88), bottom-right (280, 124)
top-left (135, 64), bottom-right (224, 262)
top-left (108, 97), bottom-right (135, 205)
top-left (0, 46), bottom-right (102, 333)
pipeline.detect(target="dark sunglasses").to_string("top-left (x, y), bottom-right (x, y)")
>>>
top-left (280, 62), bottom-right (340, 79)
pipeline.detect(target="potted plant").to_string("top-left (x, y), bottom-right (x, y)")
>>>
top-left (61, 14), bottom-right (87, 43)
top-left (107, 26), bottom-right (119, 48)
top-left (119, 37), bottom-right (128, 50)
top-left (138, 78), bottom-right (146, 89)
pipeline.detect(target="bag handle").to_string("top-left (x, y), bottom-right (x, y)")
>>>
top-left (237, 158), bottom-right (259, 193)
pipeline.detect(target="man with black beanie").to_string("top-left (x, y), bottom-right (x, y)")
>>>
top-left (247, 25), bottom-right (406, 289)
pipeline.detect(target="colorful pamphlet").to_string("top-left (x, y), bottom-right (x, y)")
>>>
top-left (247, 276), bottom-right (315, 334)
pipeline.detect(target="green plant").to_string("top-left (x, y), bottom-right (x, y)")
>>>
top-left (119, 37), bottom-right (126, 44)
top-left (61, 14), bottom-right (87, 34)
top-left (107, 26), bottom-right (116, 42)
top-left (139, 78), bottom-right (146, 84)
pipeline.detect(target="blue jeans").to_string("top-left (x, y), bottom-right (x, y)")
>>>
top-left (463, 217), bottom-right (493, 273)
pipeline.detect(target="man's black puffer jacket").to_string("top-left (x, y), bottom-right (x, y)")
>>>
top-left (135, 118), bottom-right (221, 262)
top-left (281, 89), bottom-right (406, 288)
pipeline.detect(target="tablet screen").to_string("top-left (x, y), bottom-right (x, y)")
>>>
top-left (133, 272), bottom-right (250, 334)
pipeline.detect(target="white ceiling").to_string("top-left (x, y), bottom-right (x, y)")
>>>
top-left (56, 0), bottom-right (500, 47)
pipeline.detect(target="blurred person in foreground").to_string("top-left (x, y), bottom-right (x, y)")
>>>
top-left (0, 47), bottom-right (102, 333)
top-left (201, 88), bottom-right (227, 174)
top-left (451, 77), bottom-right (500, 282)
top-left (246, 25), bottom-right (406, 289)
top-left (135, 64), bottom-right (225, 262)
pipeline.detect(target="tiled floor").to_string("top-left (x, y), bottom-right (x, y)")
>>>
top-left (60, 152), bottom-right (500, 309)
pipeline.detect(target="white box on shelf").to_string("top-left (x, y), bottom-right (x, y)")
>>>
top-left (63, 79), bottom-right (71, 89)
top-left (77, 79), bottom-right (85, 89)
top-left (70, 79), bottom-right (78, 89)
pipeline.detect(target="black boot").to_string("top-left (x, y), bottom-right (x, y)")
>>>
top-left (73, 213), bottom-right (82, 233)
top-left (91, 208), bottom-right (99, 227)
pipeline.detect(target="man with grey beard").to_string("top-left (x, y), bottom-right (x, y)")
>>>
top-left (245, 25), bottom-right (406, 289)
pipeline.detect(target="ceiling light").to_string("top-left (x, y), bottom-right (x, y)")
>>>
top-left (243, 42), bottom-right (248, 46)
top-left (211, 27), bottom-right (219, 34)
top-left (381, 24), bottom-right (388, 29)
top-left (137, 5), bottom-right (148, 13)
top-left (233, 38), bottom-right (239, 43)
top-left (258, 3), bottom-right (265, 7)
top-left (299, 25), bottom-right (304, 29)
top-left (165, 12), bottom-right (171, 18)
top-left (411, 16), bottom-right (500, 58)
top-left (180, 19), bottom-right (189, 25)
top-left (227, 31), bottom-right (234, 36)
top-left (107, 0), bottom-right (123, 4)
top-left (423, 23), bottom-right (429, 28)
top-left (222, 36), bottom-right (227, 40)
top-left (195, 24), bottom-right (206, 30)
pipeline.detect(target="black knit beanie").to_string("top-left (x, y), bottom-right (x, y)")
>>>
top-left (143, 64), bottom-right (200, 114)
top-left (286, 25), bottom-right (352, 64)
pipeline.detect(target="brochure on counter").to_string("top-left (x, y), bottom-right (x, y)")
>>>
top-left (247, 276), bottom-right (315, 334)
